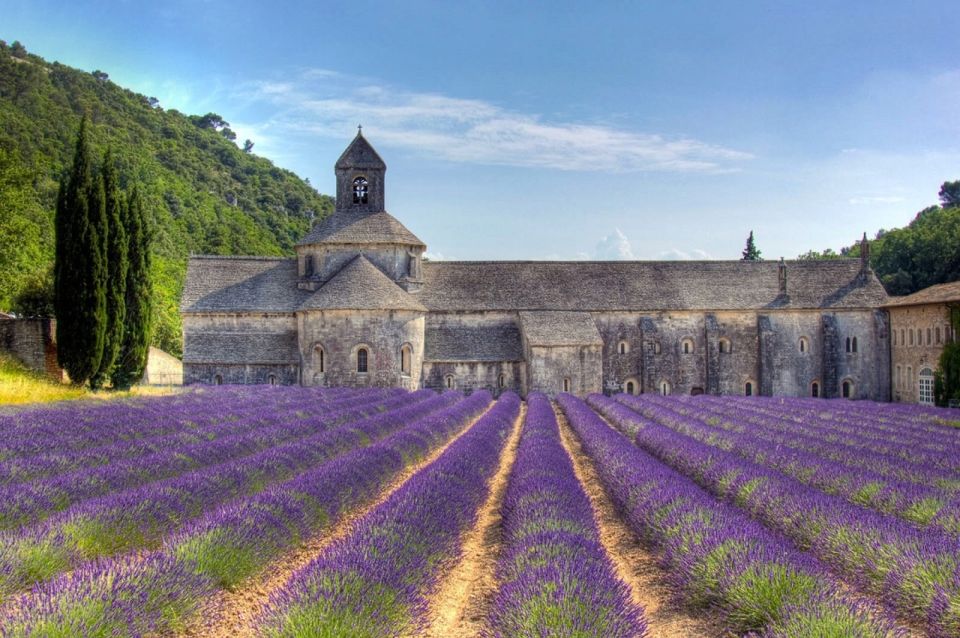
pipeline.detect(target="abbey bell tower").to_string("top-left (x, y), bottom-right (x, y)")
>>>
top-left (335, 127), bottom-right (386, 213)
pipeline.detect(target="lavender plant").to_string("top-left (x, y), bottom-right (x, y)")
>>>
top-left (257, 392), bottom-right (520, 637)
top-left (487, 393), bottom-right (647, 638)
top-left (558, 394), bottom-right (902, 637)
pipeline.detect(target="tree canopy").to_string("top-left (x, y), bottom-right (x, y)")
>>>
top-left (0, 41), bottom-right (333, 356)
top-left (741, 230), bottom-right (762, 261)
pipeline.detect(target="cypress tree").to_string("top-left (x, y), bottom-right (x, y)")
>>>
top-left (54, 119), bottom-right (108, 386)
top-left (111, 187), bottom-right (153, 390)
top-left (741, 230), bottom-right (762, 261)
top-left (91, 150), bottom-right (127, 389)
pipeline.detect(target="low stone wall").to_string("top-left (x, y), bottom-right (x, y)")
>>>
top-left (0, 318), bottom-right (61, 379)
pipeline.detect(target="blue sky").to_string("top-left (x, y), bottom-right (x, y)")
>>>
top-left (4, 0), bottom-right (960, 260)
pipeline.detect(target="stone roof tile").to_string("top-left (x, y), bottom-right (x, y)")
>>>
top-left (883, 280), bottom-right (960, 308)
top-left (424, 323), bottom-right (523, 361)
top-left (299, 255), bottom-right (427, 312)
top-left (181, 256), bottom-right (306, 313)
top-left (183, 331), bottom-right (299, 364)
top-left (520, 311), bottom-right (604, 346)
top-left (296, 210), bottom-right (425, 247)
top-left (418, 260), bottom-right (888, 311)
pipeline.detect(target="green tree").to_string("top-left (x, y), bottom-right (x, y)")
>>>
top-left (935, 308), bottom-right (960, 407)
top-left (939, 180), bottom-right (960, 208)
top-left (54, 119), bottom-right (108, 386)
top-left (91, 150), bottom-right (127, 389)
top-left (111, 187), bottom-right (153, 390)
top-left (741, 230), bottom-right (762, 261)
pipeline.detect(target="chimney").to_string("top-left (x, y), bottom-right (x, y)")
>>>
top-left (859, 232), bottom-right (871, 275)
top-left (778, 257), bottom-right (787, 295)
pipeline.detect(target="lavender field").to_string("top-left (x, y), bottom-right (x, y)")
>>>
top-left (0, 387), bottom-right (957, 637)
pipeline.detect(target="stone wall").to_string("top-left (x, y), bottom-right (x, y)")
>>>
top-left (890, 303), bottom-right (953, 403)
top-left (185, 363), bottom-right (299, 385)
top-left (298, 309), bottom-right (424, 390)
top-left (0, 318), bottom-right (60, 379)
top-left (525, 344), bottom-right (603, 397)
top-left (422, 360), bottom-right (524, 395)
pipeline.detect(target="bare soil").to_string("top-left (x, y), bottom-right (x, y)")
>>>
top-left (176, 402), bottom-right (497, 638)
top-left (415, 404), bottom-right (525, 638)
top-left (554, 405), bottom-right (732, 638)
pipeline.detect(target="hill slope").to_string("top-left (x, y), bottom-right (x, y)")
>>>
top-left (0, 40), bottom-right (334, 355)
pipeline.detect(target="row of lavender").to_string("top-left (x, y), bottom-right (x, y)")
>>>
top-left (0, 387), bottom-right (392, 486)
top-left (623, 394), bottom-right (960, 534)
top-left (559, 394), bottom-right (901, 637)
top-left (259, 391), bottom-right (519, 636)
top-left (2, 390), bottom-right (493, 635)
top-left (0, 386), bottom-right (378, 460)
top-left (0, 388), bottom-right (411, 530)
top-left (0, 389), bottom-right (447, 601)
top-left (701, 395), bottom-right (960, 472)
top-left (488, 393), bottom-right (647, 637)
top-left (592, 394), bottom-right (959, 636)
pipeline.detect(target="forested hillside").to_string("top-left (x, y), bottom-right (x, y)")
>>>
top-left (798, 186), bottom-right (960, 298)
top-left (0, 41), bottom-right (334, 355)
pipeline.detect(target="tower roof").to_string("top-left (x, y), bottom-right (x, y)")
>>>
top-left (299, 255), bottom-right (427, 312)
top-left (335, 130), bottom-right (385, 170)
top-left (296, 209), bottom-right (425, 247)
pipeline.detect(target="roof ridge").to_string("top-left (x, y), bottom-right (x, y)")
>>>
top-left (188, 255), bottom-right (291, 261)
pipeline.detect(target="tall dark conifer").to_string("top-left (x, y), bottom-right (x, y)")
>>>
top-left (111, 187), bottom-right (153, 389)
top-left (54, 119), bottom-right (108, 386)
top-left (91, 150), bottom-right (127, 389)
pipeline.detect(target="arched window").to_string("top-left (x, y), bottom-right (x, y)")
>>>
top-left (214, 374), bottom-right (222, 386)
top-left (907, 366), bottom-right (913, 389)
top-left (445, 374), bottom-right (455, 389)
top-left (400, 345), bottom-right (412, 376)
top-left (268, 374), bottom-right (276, 386)
top-left (659, 380), bottom-right (671, 396)
top-left (352, 176), bottom-right (368, 204)
top-left (618, 341), bottom-right (629, 355)
top-left (896, 365), bottom-right (902, 390)
top-left (313, 344), bottom-right (325, 373)
top-left (927, 328), bottom-right (932, 346)
top-left (654, 341), bottom-right (662, 355)
top-left (852, 337), bottom-right (858, 353)
top-left (719, 338), bottom-right (731, 354)
top-left (562, 378), bottom-right (571, 393)
top-left (799, 337), bottom-right (809, 353)
top-left (626, 380), bottom-right (636, 395)
top-left (919, 368), bottom-right (935, 405)
top-left (900, 328), bottom-right (905, 347)
top-left (909, 329), bottom-right (914, 346)
top-left (845, 337), bottom-right (851, 353)
top-left (681, 338), bottom-right (694, 354)
top-left (745, 381), bottom-right (753, 396)
top-left (936, 326), bottom-right (942, 344)
top-left (842, 379), bottom-right (853, 399)
top-left (892, 330), bottom-right (897, 346)
top-left (811, 381), bottom-right (820, 398)
top-left (498, 374), bottom-right (505, 389)
top-left (357, 347), bottom-right (368, 373)
top-left (304, 255), bottom-right (315, 277)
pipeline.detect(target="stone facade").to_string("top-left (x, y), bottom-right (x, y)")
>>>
top-left (886, 281), bottom-right (960, 404)
top-left (181, 132), bottom-right (894, 399)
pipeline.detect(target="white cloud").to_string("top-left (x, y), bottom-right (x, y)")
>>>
top-left (593, 229), bottom-right (636, 260)
top-left (239, 70), bottom-right (752, 173)
top-left (423, 251), bottom-right (449, 261)
top-left (657, 248), bottom-right (712, 260)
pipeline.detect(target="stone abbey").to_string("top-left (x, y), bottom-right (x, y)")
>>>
top-left (181, 132), bottom-right (891, 399)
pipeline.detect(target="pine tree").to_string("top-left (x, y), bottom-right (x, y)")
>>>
top-left (741, 230), bottom-right (762, 261)
top-left (54, 119), bottom-right (108, 386)
top-left (91, 150), bottom-right (127, 389)
top-left (111, 187), bottom-right (153, 390)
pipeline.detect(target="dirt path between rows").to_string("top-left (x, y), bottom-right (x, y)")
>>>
top-left (554, 405), bottom-right (731, 638)
top-left (176, 401), bottom-right (497, 638)
top-left (415, 404), bottom-right (525, 638)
